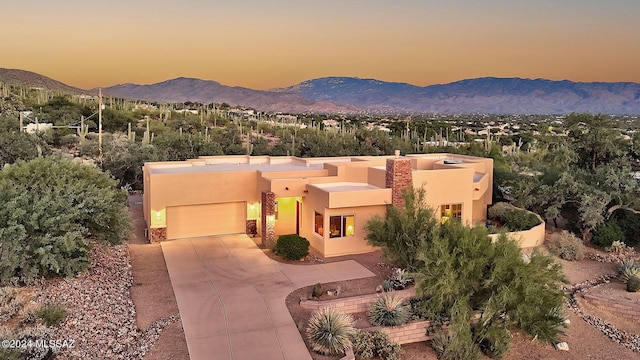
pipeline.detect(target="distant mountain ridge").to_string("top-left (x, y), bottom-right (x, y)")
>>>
top-left (2, 67), bottom-right (640, 114)
top-left (0, 68), bottom-right (84, 93)
top-left (102, 77), bottom-right (357, 113)
top-left (278, 76), bottom-right (640, 114)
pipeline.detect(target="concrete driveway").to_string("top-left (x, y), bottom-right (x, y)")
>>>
top-left (161, 234), bottom-right (375, 360)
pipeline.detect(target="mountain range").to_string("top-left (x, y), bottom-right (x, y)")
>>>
top-left (2, 68), bottom-right (640, 114)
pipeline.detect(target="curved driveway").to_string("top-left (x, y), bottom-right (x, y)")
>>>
top-left (161, 234), bottom-right (375, 360)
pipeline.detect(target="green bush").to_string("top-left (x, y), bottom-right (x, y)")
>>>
top-left (0, 157), bottom-right (131, 284)
top-left (369, 294), bottom-right (410, 327)
top-left (474, 322), bottom-right (511, 359)
top-left (312, 282), bottom-right (323, 298)
top-left (352, 330), bottom-right (402, 360)
top-left (592, 220), bottom-right (625, 248)
top-left (488, 202), bottom-right (541, 231)
top-left (618, 260), bottom-right (640, 283)
top-left (429, 302), bottom-right (481, 360)
top-left (546, 231), bottom-right (585, 261)
top-left (627, 275), bottom-right (640, 292)
top-left (36, 303), bottom-right (67, 326)
top-left (274, 234), bottom-right (309, 261)
top-left (306, 308), bottom-right (355, 356)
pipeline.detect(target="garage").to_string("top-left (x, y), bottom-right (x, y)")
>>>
top-left (166, 202), bottom-right (246, 239)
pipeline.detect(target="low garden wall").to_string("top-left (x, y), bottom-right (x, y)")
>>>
top-left (362, 320), bottom-right (431, 344)
top-left (489, 213), bottom-right (546, 248)
top-left (581, 293), bottom-right (640, 322)
top-left (300, 288), bottom-right (415, 314)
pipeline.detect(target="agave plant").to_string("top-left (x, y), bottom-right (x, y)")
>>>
top-left (306, 308), bottom-right (355, 355)
top-left (369, 293), bottom-right (410, 327)
top-left (618, 260), bottom-right (640, 283)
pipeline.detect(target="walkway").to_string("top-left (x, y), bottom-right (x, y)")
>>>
top-left (161, 234), bottom-right (376, 360)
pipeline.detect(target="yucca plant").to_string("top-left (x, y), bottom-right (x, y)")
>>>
top-left (306, 308), bottom-right (355, 356)
top-left (369, 294), bottom-right (410, 327)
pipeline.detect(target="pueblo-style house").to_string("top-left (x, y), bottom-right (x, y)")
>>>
top-left (142, 152), bottom-right (493, 257)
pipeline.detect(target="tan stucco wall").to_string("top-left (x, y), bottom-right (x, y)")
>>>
top-left (412, 168), bottom-right (475, 225)
top-left (489, 220), bottom-right (546, 248)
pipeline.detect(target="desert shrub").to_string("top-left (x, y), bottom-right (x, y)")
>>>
top-left (274, 234), bottom-right (309, 261)
top-left (36, 303), bottom-right (67, 326)
top-left (0, 157), bottom-right (131, 284)
top-left (387, 268), bottom-right (413, 290)
top-left (546, 231), bottom-right (585, 261)
top-left (429, 301), bottom-right (482, 360)
top-left (417, 221), bottom-right (567, 357)
top-left (352, 330), bottom-right (402, 360)
top-left (312, 282), bottom-right (323, 298)
top-left (0, 287), bottom-right (26, 322)
top-left (306, 308), bottom-right (355, 356)
top-left (628, 275), bottom-right (640, 292)
top-left (488, 202), bottom-right (541, 231)
top-left (365, 187), bottom-right (437, 271)
top-left (610, 209), bottom-right (640, 246)
top-left (487, 202), bottom-right (512, 221)
top-left (369, 294), bottom-right (410, 327)
top-left (19, 301), bottom-right (39, 325)
top-left (592, 220), bottom-right (625, 248)
top-left (606, 240), bottom-right (631, 253)
top-left (474, 320), bottom-right (512, 359)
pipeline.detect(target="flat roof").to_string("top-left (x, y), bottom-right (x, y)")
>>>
top-left (147, 162), bottom-right (325, 175)
top-left (311, 182), bottom-right (383, 192)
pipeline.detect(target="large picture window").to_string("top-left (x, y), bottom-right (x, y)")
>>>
top-left (314, 212), bottom-right (324, 235)
top-left (440, 204), bottom-right (462, 223)
top-left (329, 215), bottom-right (355, 238)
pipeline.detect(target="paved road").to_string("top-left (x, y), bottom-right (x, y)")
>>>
top-left (161, 234), bottom-right (375, 360)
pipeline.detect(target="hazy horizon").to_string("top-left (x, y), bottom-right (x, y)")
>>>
top-left (2, 0), bottom-right (639, 90)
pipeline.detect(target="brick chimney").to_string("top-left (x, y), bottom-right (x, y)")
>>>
top-left (385, 153), bottom-right (413, 208)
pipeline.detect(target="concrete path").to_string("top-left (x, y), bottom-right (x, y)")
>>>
top-left (161, 234), bottom-right (376, 360)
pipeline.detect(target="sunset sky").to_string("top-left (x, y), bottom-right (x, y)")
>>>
top-left (2, 0), bottom-right (639, 90)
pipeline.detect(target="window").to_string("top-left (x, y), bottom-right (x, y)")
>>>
top-left (329, 215), bottom-right (355, 238)
top-left (441, 204), bottom-right (462, 223)
top-left (314, 212), bottom-right (324, 235)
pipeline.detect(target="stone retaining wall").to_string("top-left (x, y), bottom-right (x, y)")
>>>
top-left (362, 320), bottom-right (431, 344)
top-left (582, 293), bottom-right (640, 321)
top-left (300, 288), bottom-right (416, 314)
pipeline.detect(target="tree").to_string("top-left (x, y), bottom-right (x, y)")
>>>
top-left (0, 157), bottom-right (131, 284)
top-left (0, 131), bottom-right (49, 167)
top-left (416, 221), bottom-right (567, 357)
top-left (566, 113), bottom-right (624, 171)
top-left (364, 187), bottom-right (437, 271)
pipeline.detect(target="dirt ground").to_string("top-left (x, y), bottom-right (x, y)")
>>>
top-left (129, 198), bottom-right (640, 360)
top-left (128, 195), bottom-right (189, 360)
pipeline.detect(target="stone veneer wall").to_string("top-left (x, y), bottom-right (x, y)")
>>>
top-left (385, 158), bottom-right (413, 208)
top-left (362, 320), bottom-right (431, 344)
top-left (149, 228), bottom-right (167, 243)
top-left (300, 288), bottom-right (432, 345)
top-left (581, 293), bottom-right (640, 321)
top-left (300, 288), bottom-right (415, 314)
top-left (261, 191), bottom-right (276, 248)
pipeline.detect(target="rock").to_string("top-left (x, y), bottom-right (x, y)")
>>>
top-left (375, 285), bottom-right (384, 293)
top-left (554, 341), bottom-right (569, 351)
top-left (564, 318), bottom-right (571, 326)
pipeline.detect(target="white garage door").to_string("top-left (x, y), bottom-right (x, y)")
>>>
top-left (166, 202), bottom-right (245, 239)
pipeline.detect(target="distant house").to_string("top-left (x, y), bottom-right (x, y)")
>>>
top-left (143, 153), bottom-right (493, 257)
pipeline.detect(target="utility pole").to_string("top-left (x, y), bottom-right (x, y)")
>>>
top-left (98, 88), bottom-right (103, 159)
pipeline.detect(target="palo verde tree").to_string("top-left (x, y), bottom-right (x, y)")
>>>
top-left (364, 187), bottom-right (437, 271)
top-left (0, 157), bottom-right (131, 284)
top-left (365, 188), bottom-right (567, 358)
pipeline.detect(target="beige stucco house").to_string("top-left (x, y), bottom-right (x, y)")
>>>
top-left (143, 153), bottom-right (494, 257)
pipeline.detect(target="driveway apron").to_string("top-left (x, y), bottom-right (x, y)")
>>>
top-left (161, 234), bottom-right (376, 360)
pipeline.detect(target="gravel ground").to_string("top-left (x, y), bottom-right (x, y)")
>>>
top-left (35, 242), bottom-right (179, 359)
